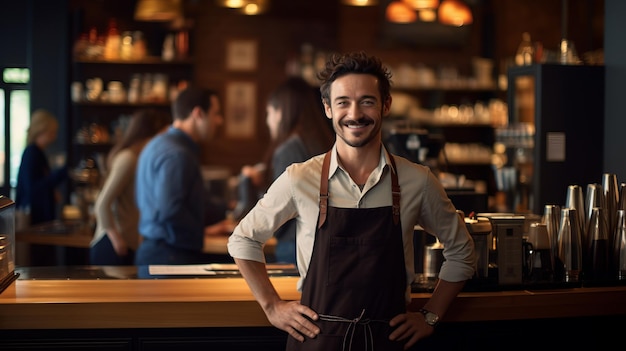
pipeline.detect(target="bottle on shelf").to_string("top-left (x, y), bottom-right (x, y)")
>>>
top-left (104, 18), bottom-right (121, 61)
top-left (162, 34), bottom-right (175, 61)
top-left (120, 31), bottom-right (134, 61)
top-left (515, 32), bottom-right (534, 66)
top-left (132, 31), bottom-right (147, 60)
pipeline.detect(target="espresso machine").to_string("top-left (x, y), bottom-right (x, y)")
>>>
top-left (414, 212), bottom-right (527, 291)
top-left (471, 213), bottom-right (526, 288)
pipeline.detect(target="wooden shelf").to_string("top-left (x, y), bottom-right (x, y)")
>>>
top-left (73, 101), bottom-right (171, 107)
top-left (73, 56), bottom-right (194, 65)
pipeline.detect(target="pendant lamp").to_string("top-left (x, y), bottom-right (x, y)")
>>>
top-left (386, 1), bottom-right (417, 23)
top-left (341, 0), bottom-right (379, 6)
top-left (216, 0), bottom-right (247, 8)
top-left (135, 0), bottom-right (183, 21)
top-left (241, 0), bottom-right (269, 15)
top-left (438, 0), bottom-right (473, 26)
top-left (402, 0), bottom-right (439, 10)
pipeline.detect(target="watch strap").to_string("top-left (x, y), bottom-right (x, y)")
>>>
top-left (418, 308), bottom-right (440, 327)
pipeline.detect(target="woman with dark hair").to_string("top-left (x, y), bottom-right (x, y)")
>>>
top-left (236, 77), bottom-right (334, 264)
top-left (90, 109), bottom-right (171, 265)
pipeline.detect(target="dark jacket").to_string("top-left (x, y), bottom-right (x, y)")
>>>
top-left (15, 144), bottom-right (67, 224)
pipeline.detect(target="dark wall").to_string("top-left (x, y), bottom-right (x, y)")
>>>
top-left (0, 0), bottom-right (69, 157)
top-left (29, 0), bottom-right (70, 157)
top-left (0, 2), bottom-right (29, 66)
top-left (604, 0), bottom-right (626, 181)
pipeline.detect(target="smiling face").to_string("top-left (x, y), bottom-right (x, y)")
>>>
top-left (323, 73), bottom-right (391, 149)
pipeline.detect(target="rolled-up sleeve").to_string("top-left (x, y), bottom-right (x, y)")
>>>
top-left (419, 171), bottom-right (476, 282)
top-left (228, 171), bottom-right (298, 263)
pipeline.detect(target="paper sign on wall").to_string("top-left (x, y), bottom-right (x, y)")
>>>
top-left (546, 132), bottom-right (566, 162)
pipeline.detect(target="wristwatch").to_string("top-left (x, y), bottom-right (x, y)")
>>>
top-left (418, 308), bottom-right (440, 327)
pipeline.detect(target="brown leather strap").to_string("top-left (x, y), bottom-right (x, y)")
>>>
top-left (389, 154), bottom-right (401, 225)
top-left (318, 150), bottom-right (332, 229)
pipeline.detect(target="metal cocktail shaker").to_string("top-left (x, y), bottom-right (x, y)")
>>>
top-left (556, 208), bottom-right (583, 283)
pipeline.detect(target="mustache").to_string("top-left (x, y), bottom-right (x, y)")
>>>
top-left (342, 117), bottom-right (374, 126)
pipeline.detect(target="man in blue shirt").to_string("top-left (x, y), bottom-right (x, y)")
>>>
top-left (135, 87), bottom-right (234, 268)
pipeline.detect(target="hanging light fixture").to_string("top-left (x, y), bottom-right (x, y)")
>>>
top-left (134, 0), bottom-right (183, 21)
top-left (402, 0), bottom-right (439, 10)
top-left (438, 0), bottom-right (473, 26)
top-left (215, 0), bottom-right (246, 8)
top-left (240, 0), bottom-right (269, 15)
top-left (386, 1), bottom-right (417, 23)
top-left (419, 8), bottom-right (437, 22)
top-left (216, 0), bottom-right (269, 15)
top-left (341, 0), bottom-right (379, 6)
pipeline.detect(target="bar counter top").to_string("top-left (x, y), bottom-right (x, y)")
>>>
top-left (2, 275), bottom-right (626, 330)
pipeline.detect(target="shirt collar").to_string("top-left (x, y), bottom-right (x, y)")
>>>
top-left (327, 143), bottom-right (395, 180)
top-left (167, 126), bottom-right (200, 154)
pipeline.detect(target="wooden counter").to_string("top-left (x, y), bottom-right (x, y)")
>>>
top-left (2, 277), bottom-right (626, 330)
top-left (1, 277), bottom-right (625, 350)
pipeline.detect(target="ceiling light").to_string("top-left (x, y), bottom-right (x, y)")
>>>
top-left (438, 0), bottom-right (472, 26)
top-left (240, 0), bottom-right (269, 15)
top-left (217, 0), bottom-right (247, 8)
top-left (135, 0), bottom-right (183, 22)
top-left (402, 0), bottom-right (439, 10)
top-left (386, 1), bottom-right (417, 23)
top-left (341, 0), bottom-right (379, 6)
top-left (419, 8), bottom-right (437, 22)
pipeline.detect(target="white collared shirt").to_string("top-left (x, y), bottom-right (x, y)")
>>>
top-left (228, 144), bottom-right (476, 295)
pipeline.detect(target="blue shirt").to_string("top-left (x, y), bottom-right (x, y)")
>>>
top-left (136, 127), bottom-right (205, 251)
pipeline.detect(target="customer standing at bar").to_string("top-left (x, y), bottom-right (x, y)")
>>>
top-left (228, 52), bottom-right (476, 350)
top-left (235, 77), bottom-right (334, 264)
top-left (90, 109), bottom-right (171, 265)
top-left (15, 109), bottom-right (68, 225)
top-left (15, 109), bottom-right (69, 266)
top-left (135, 87), bottom-right (235, 268)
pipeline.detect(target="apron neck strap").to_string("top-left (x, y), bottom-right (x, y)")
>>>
top-left (318, 150), bottom-right (332, 229)
top-left (389, 154), bottom-right (401, 225)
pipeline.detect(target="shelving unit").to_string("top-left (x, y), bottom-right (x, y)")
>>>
top-left (387, 84), bottom-right (503, 200)
top-left (69, 58), bottom-right (193, 170)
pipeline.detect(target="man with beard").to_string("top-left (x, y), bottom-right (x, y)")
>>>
top-left (135, 87), bottom-right (235, 270)
top-left (228, 52), bottom-right (476, 350)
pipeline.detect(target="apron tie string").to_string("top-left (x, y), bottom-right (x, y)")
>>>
top-left (318, 309), bottom-right (388, 351)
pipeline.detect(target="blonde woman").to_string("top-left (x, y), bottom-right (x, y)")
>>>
top-left (90, 109), bottom-right (170, 265)
top-left (15, 109), bottom-right (67, 226)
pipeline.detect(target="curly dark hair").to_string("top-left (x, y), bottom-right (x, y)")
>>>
top-left (317, 51), bottom-right (393, 106)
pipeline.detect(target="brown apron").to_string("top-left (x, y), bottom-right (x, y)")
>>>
top-left (286, 151), bottom-right (407, 351)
